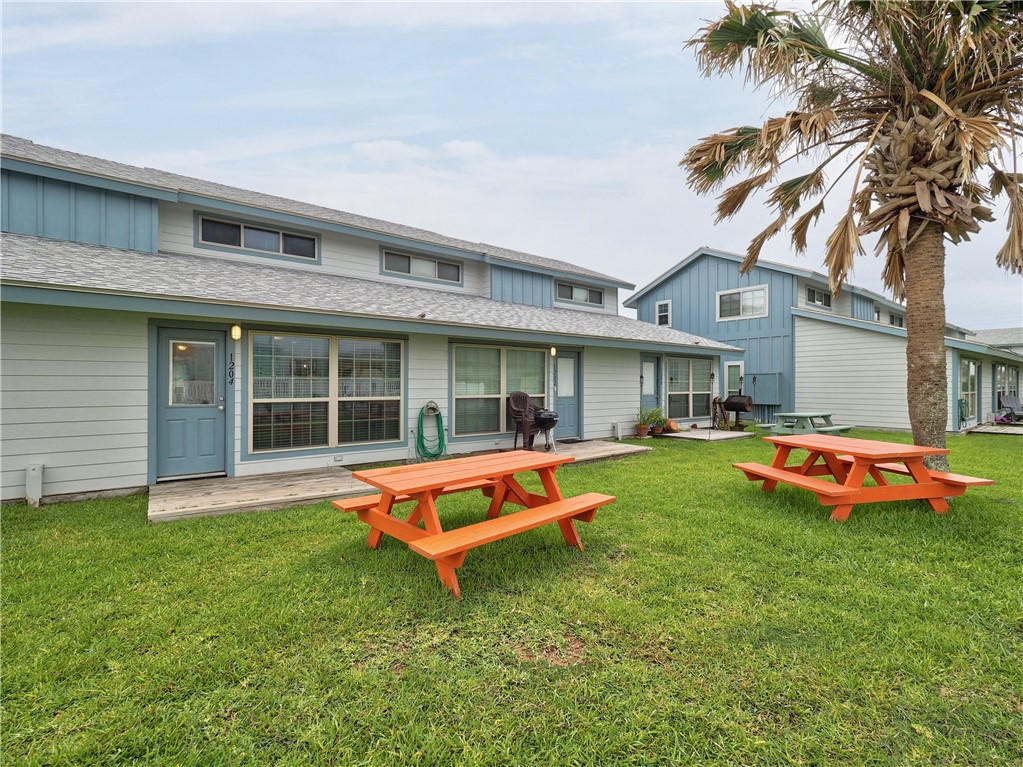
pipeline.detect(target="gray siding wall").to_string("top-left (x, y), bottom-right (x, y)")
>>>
top-left (636, 255), bottom-right (797, 411)
top-left (1, 303), bottom-right (150, 501)
top-left (159, 204), bottom-right (489, 296)
top-left (1, 169), bottom-right (158, 252)
top-left (581, 346), bottom-right (642, 438)
top-left (791, 315), bottom-right (956, 430)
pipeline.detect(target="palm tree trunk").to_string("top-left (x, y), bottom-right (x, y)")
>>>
top-left (903, 222), bottom-right (950, 471)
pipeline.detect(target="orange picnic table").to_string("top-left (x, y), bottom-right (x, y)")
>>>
top-left (734, 434), bottom-right (993, 522)
top-left (333, 450), bottom-right (615, 598)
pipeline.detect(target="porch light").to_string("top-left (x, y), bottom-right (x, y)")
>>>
top-left (550, 346), bottom-right (557, 358)
top-left (230, 324), bottom-right (243, 341)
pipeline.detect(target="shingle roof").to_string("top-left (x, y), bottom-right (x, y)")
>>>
top-left (0, 134), bottom-right (631, 288)
top-left (970, 327), bottom-right (1023, 346)
top-left (0, 233), bottom-right (739, 352)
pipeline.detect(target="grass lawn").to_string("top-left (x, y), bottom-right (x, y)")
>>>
top-left (2, 430), bottom-right (1021, 766)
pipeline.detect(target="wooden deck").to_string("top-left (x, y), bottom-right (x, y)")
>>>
top-left (147, 440), bottom-right (651, 523)
top-left (966, 422), bottom-right (1023, 436)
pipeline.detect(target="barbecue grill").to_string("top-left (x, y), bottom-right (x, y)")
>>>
top-left (722, 395), bottom-right (754, 430)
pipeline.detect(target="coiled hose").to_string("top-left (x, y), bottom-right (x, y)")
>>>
top-left (415, 401), bottom-right (447, 461)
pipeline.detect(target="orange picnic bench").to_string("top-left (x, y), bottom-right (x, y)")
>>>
top-left (334, 450), bottom-right (615, 598)
top-left (734, 434), bottom-right (993, 522)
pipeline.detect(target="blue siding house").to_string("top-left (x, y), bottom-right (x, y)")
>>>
top-left (0, 136), bottom-right (742, 507)
top-left (626, 247), bottom-right (1022, 432)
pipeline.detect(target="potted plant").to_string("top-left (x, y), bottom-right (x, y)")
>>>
top-left (635, 406), bottom-right (663, 438)
top-left (650, 408), bottom-right (666, 436)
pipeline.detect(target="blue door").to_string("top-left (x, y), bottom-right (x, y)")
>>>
top-left (156, 328), bottom-right (227, 478)
top-left (555, 351), bottom-right (580, 439)
top-left (641, 355), bottom-right (661, 412)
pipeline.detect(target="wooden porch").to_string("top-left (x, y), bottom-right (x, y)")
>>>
top-left (148, 439), bottom-right (651, 523)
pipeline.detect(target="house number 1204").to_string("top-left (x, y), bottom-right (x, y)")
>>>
top-left (228, 353), bottom-right (235, 386)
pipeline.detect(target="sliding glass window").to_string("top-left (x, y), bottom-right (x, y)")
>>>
top-left (453, 345), bottom-right (546, 436)
top-left (251, 332), bottom-right (403, 452)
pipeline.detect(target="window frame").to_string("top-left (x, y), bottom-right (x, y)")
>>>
top-left (556, 281), bottom-right (605, 308)
top-left (716, 284), bottom-right (769, 322)
top-left (806, 286), bottom-right (832, 308)
top-left (655, 300), bottom-right (672, 326)
top-left (959, 357), bottom-right (978, 420)
top-left (666, 357), bottom-right (714, 421)
top-left (381, 249), bottom-right (463, 285)
top-left (889, 313), bottom-right (905, 328)
top-left (248, 330), bottom-right (404, 454)
top-left (451, 343), bottom-right (548, 437)
top-left (197, 214), bottom-right (318, 261)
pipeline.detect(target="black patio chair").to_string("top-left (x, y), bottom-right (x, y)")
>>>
top-left (507, 391), bottom-right (558, 451)
top-left (998, 393), bottom-right (1023, 422)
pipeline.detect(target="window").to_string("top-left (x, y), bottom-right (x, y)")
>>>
top-left (959, 358), bottom-right (978, 420)
top-left (556, 282), bottom-right (604, 307)
top-left (806, 287), bottom-right (831, 308)
top-left (995, 364), bottom-right (1021, 406)
top-left (666, 358), bottom-right (713, 420)
top-left (382, 250), bottom-right (461, 284)
top-left (250, 333), bottom-right (402, 452)
top-left (889, 313), bottom-right (905, 328)
top-left (453, 345), bottom-right (546, 435)
top-left (717, 285), bottom-right (768, 320)
top-left (874, 306), bottom-right (881, 322)
top-left (199, 216), bottom-right (316, 259)
top-left (655, 300), bottom-right (671, 326)
top-left (725, 362), bottom-right (743, 397)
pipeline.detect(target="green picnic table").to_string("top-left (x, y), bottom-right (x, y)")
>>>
top-left (762, 412), bottom-right (854, 436)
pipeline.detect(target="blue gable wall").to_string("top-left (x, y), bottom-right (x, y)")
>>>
top-left (490, 264), bottom-right (553, 307)
top-left (635, 253), bottom-right (797, 412)
top-left (1, 169), bottom-right (158, 252)
top-left (851, 292), bottom-right (875, 321)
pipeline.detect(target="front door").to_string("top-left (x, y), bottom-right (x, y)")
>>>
top-left (156, 328), bottom-right (227, 478)
top-left (641, 355), bottom-right (661, 412)
top-left (555, 351), bottom-right (580, 439)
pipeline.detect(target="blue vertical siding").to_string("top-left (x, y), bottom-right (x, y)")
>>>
top-left (490, 264), bottom-right (553, 307)
top-left (1, 169), bottom-right (157, 252)
top-left (635, 254), bottom-right (798, 411)
top-left (851, 293), bottom-right (875, 321)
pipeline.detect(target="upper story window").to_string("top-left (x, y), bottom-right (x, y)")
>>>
top-left (717, 285), bottom-right (768, 321)
top-left (655, 300), bottom-right (672, 326)
top-left (806, 287), bottom-right (831, 308)
top-left (382, 250), bottom-right (461, 284)
top-left (199, 216), bottom-right (316, 259)
top-left (874, 306), bottom-right (881, 322)
top-left (557, 282), bottom-right (604, 307)
top-left (889, 313), bottom-right (905, 328)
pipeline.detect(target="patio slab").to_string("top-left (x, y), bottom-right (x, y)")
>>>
top-left (658, 428), bottom-right (755, 442)
top-left (147, 439), bottom-right (651, 523)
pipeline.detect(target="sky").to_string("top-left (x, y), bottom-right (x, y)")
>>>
top-left (2, 1), bottom-right (1021, 329)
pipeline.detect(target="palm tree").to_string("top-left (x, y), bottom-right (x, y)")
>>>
top-left (681, 0), bottom-right (1022, 467)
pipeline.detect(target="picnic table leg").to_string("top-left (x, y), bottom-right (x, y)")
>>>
top-left (829, 463), bottom-right (869, 522)
top-left (905, 460), bottom-right (950, 514)
top-left (536, 466), bottom-right (584, 549)
top-left (763, 445), bottom-right (794, 491)
top-left (367, 493), bottom-right (396, 549)
top-left (415, 491), bottom-right (464, 597)
top-left (485, 482), bottom-right (509, 519)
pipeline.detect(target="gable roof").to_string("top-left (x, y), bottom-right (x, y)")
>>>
top-left (624, 245), bottom-right (904, 312)
top-left (0, 134), bottom-right (631, 289)
top-left (0, 233), bottom-right (739, 354)
top-left (969, 327), bottom-right (1023, 347)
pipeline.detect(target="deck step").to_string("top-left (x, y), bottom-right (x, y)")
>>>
top-left (733, 462), bottom-right (858, 497)
top-left (409, 492), bottom-right (616, 560)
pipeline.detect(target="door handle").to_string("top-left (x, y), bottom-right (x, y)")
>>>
top-left (218, 405), bottom-right (225, 412)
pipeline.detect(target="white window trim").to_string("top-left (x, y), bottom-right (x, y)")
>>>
top-left (724, 361), bottom-right (744, 398)
top-left (715, 284), bottom-right (769, 322)
top-left (655, 299), bottom-right (672, 326)
top-left (666, 357), bottom-right (714, 421)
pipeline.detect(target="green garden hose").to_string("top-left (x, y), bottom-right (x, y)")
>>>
top-left (415, 401), bottom-right (447, 461)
